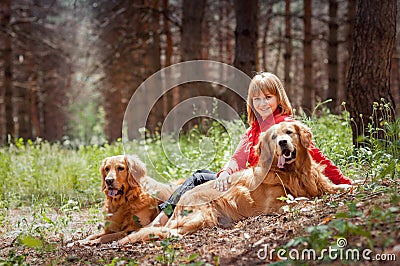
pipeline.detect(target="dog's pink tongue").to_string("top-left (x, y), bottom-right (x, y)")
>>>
top-left (108, 190), bottom-right (118, 197)
top-left (278, 155), bottom-right (285, 168)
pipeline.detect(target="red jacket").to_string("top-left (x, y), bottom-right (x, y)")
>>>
top-left (218, 109), bottom-right (352, 185)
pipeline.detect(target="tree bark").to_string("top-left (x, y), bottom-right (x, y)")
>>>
top-left (179, 0), bottom-right (207, 131)
top-left (0, 0), bottom-right (13, 143)
top-left (181, 0), bottom-right (205, 62)
top-left (326, 0), bottom-right (339, 113)
top-left (146, 0), bottom-right (163, 134)
top-left (233, 0), bottom-right (258, 77)
top-left (346, 0), bottom-right (396, 146)
top-left (341, 0), bottom-right (356, 107)
top-left (261, 3), bottom-right (272, 72)
top-left (284, 0), bottom-right (293, 102)
top-left (232, 0), bottom-right (258, 115)
top-left (302, 0), bottom-right (313, 115)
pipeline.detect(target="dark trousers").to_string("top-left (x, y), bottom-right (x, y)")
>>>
top-left (159, 169), bottom-right (216, 216)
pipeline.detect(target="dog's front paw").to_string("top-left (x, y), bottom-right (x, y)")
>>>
top-left (77, 238), bottom-right (100, 246)
top-left (118, 236), bottom-right (132, 246)
top-left (334, 184), bottom-right (353, 192)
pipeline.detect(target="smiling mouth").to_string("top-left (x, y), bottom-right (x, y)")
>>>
top-left (277, 148), bottom-right (297, 168)
top-left (107, 185), bottom-right (124, 197)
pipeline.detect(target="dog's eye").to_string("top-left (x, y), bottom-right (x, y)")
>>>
top-left (117, 166), bottom-right (125, 172)
top-left (286, 130), bottom-right (293, 135)
top-left (272, 134), bottom-right (277, 140)
top-left (105, 167), bottom-right (110, 172)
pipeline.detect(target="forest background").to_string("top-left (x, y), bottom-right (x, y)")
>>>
top-left (0, 0), bottom-right (398, 145)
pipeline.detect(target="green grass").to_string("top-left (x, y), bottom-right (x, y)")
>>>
top-left (0, 109), bottom-right (398, 265)
top-left (0, 119), bottom-right (245, 209)
top-left (0, 109), bottom-right (397, 209)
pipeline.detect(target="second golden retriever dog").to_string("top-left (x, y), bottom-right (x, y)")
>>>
top-left (81, 155), bottom-right (177, 244)
top-left (118, 121), bottom-right (349, 245)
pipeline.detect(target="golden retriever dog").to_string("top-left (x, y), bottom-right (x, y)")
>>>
top-left (81, 155), bottom-right (178, 244)
top-left (118, 121), bottom-right (349, 245)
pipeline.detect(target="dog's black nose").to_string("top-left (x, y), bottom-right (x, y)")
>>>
top-left (105, 177), bottom-right (114, 185)
top-left (279, 140), bottom-right (287, 146)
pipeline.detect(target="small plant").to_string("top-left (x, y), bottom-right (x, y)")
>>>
top-left (155, 236), bottom-right (182, 265)
top-left (104, 257), bottom-right (139, 266)
top-left (0, 248), bottom-right (26, 266)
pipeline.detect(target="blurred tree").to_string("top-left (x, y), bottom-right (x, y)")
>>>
top-left (145, 0), bottom-right (163, 134)
top-left (284, 0), bottom-right (293, 102)
top-left (340, 0), bottom-right (356, 109)
top-left (33, 0), bottom-right (71, 141)
top-left (302, 0), bottom-right (313, 115)
top-left (0, 0), bottom-right (13, 144)
top-left (13, 3), bottom-right (36, 141)
top-left (161, 0), bottom-right (177, 129)
top-left (234, 0), bottom-right (258, 77)
top-left (260, 1), bottom-right (272, 72)
top-left (178, 0), bottom-right (207, 131)
top-left (92, 0), bottom-right (147, 141)
top-left (326, 0), bottom-right (339, 113)
top-left (233, 0), bottom-right (258, 116)
top-left (346, 0), bottom-right (396, 146)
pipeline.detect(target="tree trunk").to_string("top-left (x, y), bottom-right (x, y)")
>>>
top-left (261, 3), bottom-right (272, 72)
top-left (302, 0), bottom-right (313, 115)
top-left (341, 0), bottom-right (356, 107)
top-left (104, 85), bottom-right (124, 142)
top-left (181, 0), bottom-right (205, 62)
top-left (162, 0), bottom-right (173, 67)
top-left (179, 0), bottom-right (206, 131)
top-left (233, 0), bottom-right (258, 77)
top-left (146, 0), bottom-right (163, 134)
top-left (30, 80), bottom-right (41, 137)
top-left (346, 0), bottom-right (396, 146)
top-left (391, 44), bottom-right (400, 115)
top-left (232, 0), bottom-right (258, 115)
top-left (162, 0), bottom-right (174, 125)
top-left (42, 66), bottom-right (69, 142)
top-left (326, 0), bottom-right (339, 113)
top-left (225, 0), bottom-right (233, 65)
top-left (14, 10), bottom-right (34, 140)
top-left (284, 0), bottom-right (293, 102)
top-left (0, 0), bottom-right (13, 143)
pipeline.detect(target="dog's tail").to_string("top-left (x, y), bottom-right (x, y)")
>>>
top-left (119, 227), bottom-right (178, 245)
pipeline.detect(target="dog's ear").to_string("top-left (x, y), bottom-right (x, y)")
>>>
top-left (100, 158), bottom-right (108, 191)
top-left (256, 132), bottom-right (264, 157)
top-left (256, 130), bottom-right (274, 167)
top-left (294, 122), bottom-right (312, 148)
top-left (125, 155), bottom-right (147, 187)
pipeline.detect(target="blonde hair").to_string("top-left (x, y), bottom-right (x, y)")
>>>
top-left (247, 72), bottom-right (293, 124)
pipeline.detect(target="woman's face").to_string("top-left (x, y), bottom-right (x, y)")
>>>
top-left (252, 92), bottom-right (278, 120)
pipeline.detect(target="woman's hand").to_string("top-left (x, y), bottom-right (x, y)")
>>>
top-left (214, 171), bottom-right (232, 191)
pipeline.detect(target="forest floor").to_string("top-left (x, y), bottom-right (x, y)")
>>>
top-left (1, 180), bottom-right (399, 265)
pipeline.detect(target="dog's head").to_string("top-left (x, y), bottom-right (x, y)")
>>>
top-left (100, 155), bottom-right (146, 198)
top-left (257, 121), bottom-right (312, 169)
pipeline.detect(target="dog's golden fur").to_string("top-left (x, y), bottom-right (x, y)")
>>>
top-left (118, 121), bottom-right (349, 245)
top-left (81, 155), bottom-right (177, 244)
